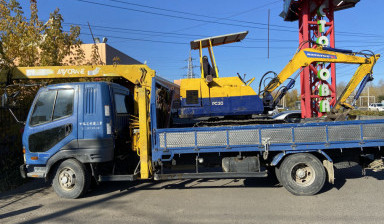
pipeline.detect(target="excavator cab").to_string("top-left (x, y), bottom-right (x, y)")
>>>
top-left (178, 31), bottom-right (264, 119)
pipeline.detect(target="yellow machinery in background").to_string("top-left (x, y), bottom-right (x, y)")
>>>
top-left (178, 31), bottom-right (380, 120)
top-left (179, 31), bottom-right (264, 119)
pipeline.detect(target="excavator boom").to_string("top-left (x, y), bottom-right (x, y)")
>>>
top-left (263, 47), bottom-right (379, 112)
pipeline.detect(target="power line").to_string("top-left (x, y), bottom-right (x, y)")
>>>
top-left (105, 0), bottom-right (384, 39)
top-left (105, 0), bottom-right (291, 29)
top-left (71, 0), bottom-right (384, 39)
top-left (72, 0), bottom-right (297, 33)
top-left (167, 1), bottom-right (282, 34)
top-left (65, 21), bottom-right (384, 46)
top-left (67, 22), bottom-right (298, 42)
top-left (79, 31), bottom-right (301, 49)
top-left (64, 22), bottom-right (205, 38)
top-left (79, 32), bottom-right (188, 45)
top-left (77, 30), bottom-right (384, 53)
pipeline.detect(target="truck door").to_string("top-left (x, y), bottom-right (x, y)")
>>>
top-left (23, 85), bottom-right (78, 165)
top-left (111, 86), bottom-right (131, 156)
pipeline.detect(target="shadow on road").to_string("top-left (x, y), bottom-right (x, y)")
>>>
top-left (85, 174), bottom-right (282, 198)
top-left (87, 166), bottom-right (384, 197)
top-left (0, 205), bottom-right (42, 219)
top-left (14, 181), bottom-right (159, 224)
top-left (320, 165), bottom-right (384, 193)
top-left (0, 179), bottom-right (49, 209)
top-left (2, 165), bottom-right (384, 224)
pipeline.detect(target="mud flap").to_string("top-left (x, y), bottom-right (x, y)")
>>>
top-left (323, 160), bottom-right (334, 184)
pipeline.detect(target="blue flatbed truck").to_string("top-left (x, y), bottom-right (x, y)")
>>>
top-left (11, 70), bottom-right (383, 198)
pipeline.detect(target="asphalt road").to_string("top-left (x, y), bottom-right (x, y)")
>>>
top-left (1, 167), bottom-right (384, 224)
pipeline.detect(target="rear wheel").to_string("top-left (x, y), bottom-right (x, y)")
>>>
top-left (52, 159), bottom-right (91, 199)
top-left (275, 165), bottom-right (282, 184)
top-left (279, 153), bottom-right (325, 196)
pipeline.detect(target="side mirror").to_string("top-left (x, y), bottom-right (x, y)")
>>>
top-left (1, 92), bottom-right (7, 108)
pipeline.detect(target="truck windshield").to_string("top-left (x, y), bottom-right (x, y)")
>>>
top-left (30, 91), bottom-right (56, 126)
top-left (30, 89), bottom-right (74, 126)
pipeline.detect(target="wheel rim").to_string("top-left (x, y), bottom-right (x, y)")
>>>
top-left (58, 167), bottom-right (76, 191)
top-left (290, 163), bottom-right (315, 187)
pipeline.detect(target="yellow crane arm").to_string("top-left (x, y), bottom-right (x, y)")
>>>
top-left (263, 47), bottom-right (376, 95)
top-left (0, 64), bottom-right (155, 89)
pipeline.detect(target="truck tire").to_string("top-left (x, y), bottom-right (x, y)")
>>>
top-left (52, 159), bottom-right (91, 199)
top-left (279, 153), bottom-right (326, 196)
top-left (275, 166), bottom-right (282, 184)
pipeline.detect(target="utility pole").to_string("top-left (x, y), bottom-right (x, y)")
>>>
top-left (268, 9), bottom-right (270, 59)
top-left (186, 51), bottom-right (197, 79)
top-left (367, 84), bottom-right (370, 107)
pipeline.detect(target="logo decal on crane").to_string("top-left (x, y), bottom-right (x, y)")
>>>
top-left (88, 67), bottom-right (101, 76)
top-left (304, 51), bottom-right (337, 59)
top-left (26, 69), bottom-right (54, 76)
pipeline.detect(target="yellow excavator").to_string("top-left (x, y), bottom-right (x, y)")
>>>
top-left (178, 31), bottom-right (380, 120)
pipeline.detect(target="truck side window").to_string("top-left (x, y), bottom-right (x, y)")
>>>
top-left (53, 89), bottom-right (74, 120)
top-left (114, 94), bottom-right (129, 114)
top-left (30, 91), bottom-right (57, 126)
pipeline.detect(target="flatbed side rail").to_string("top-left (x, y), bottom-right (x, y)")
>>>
top-left (152, 119), bottom-right (384, 161)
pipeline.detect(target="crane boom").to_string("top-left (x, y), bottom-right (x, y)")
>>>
top-left (0, 64), bottom-right (155, 88)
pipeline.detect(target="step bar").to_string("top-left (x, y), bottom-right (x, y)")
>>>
top-left (154, 171), bottom-right (268, 180)
top-left (98, 174), bottom-right (138, 182)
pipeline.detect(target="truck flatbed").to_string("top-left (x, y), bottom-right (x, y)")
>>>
top-left (153, 118), bottom-right (384, 163)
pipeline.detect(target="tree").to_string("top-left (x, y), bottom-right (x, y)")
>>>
top-left (336, 81), bottom-right (347, 98)
top-left (0, 0), bottom-right (84, 69)
top-left (88, 43), bottom-right (104, 65)
top-left (0, 0), bottom-right (28, 68)
top-left (378, 95), bottom-right (384, 103)
top-left (39, 8), bottom-right (83, 66)
top-left (285, 89), bottom-right (299, 109)
top-left (20, 0), bottom-right (42, 66)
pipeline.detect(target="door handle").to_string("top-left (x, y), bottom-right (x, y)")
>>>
top-left (65, 124), bottom-right (72, 136)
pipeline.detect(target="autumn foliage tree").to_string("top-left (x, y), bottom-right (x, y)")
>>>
top-left (0, 0), bottom-right (88, 191)
top-left (0, 0), bottom-right (84, 70)
top-left (39, 8), bottom-right (84, 66)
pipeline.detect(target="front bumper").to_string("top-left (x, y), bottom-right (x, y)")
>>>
top-left (20, 164), bottom-right (46, 178)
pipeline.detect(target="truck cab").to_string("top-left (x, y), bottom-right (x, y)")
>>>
top-left (21, 82), bottom-right (132, 198)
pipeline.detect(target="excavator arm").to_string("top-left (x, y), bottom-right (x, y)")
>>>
top-left (333, 56), bottom-right (379, 110)
top-left (262, 47), bottom-right (379, 112)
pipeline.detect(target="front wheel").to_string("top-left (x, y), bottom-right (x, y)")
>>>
top-left (279, 153), bottom-right (326, 196)
top-left (52, 159), bottom-right (91, 199)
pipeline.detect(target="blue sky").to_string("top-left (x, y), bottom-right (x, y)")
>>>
top-left (18, 0), bottom-right (384, 89)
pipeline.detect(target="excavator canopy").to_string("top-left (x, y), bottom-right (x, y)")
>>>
top-left (190, 31), bottom-right (248, 50)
